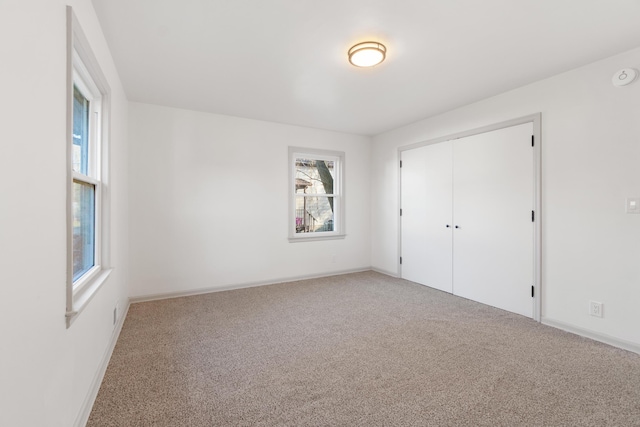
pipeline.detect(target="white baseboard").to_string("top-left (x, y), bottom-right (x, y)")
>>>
top-left (370, 266), bottom-right (399, 278)
top-left (542, 317), bottom-right (640, 355)
top-left (130, 267), bottom-right (374, 303)
top-left (74, 300), bottom-right (131, 427)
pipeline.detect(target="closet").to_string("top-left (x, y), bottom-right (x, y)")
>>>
top-left (400, 122), bottom-right (536, 318)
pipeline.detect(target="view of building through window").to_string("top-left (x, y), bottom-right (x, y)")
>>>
top-left (294, 158), bottom-right (335, 233)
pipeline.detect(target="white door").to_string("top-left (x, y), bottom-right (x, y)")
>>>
top-left (401, 142), bottom-right (453, 293)
top-left (452, 123), bottom-right (534, 317)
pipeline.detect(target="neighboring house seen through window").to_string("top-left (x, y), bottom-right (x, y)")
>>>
top-left (289, 147), bottom-right (345, 241)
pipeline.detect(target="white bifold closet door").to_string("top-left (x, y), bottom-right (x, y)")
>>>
top-left (452, 123), bottom-right (534, 317)
top-left (401, 122), bottom-right (534, 318)
top-left (401, 142), bottom-right (453, 293)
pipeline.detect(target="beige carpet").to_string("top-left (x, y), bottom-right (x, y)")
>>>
top-left (88, 271), bottom-right (640, 426)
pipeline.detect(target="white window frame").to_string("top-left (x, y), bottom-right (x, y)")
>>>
top-left (288, 147), bottom-right (345, 242)
top-left (66, 7), bottom-right (112, 327)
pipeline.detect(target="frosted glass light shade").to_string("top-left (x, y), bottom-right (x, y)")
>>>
top-left (348, 42), bottom-right (386, 67)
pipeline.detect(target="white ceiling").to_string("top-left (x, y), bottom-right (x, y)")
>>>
top-left (92, 0), bottom-right (640, 136)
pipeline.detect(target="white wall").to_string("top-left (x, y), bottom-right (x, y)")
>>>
top-left (0, 1), bottom-right (129, 426)
top-left (371, 47), bottom-right (640, 349)
top-left (128, 103), bottom-right (371, 298)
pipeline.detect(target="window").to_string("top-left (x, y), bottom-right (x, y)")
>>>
top-left (289, 147), bottom-right (345, 241)
top-left (72, 73), bottom-right (101, 284)
top-left (66, 7), bottom-right (111, 326)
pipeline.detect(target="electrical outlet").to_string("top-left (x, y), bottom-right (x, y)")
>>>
top-left (589, 301), bottom-right (603, 318)
top-left (626, 197), bottom-right (640, 214)
top-left (113, 302), bottom-right (120, 325)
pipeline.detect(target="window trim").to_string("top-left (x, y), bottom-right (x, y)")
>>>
top-left (288, 147), bottom-right (345, 242)
top-left (66, 6), bottom-right (112, 327)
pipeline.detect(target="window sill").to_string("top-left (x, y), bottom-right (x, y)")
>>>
top-left (66, 268), bottom-right (113, 328)
top-left (288, 234), bottom-right (346, 243)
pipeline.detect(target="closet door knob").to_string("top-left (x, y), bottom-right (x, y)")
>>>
top-left (446, 224), bottom-right (451, 228)
top-left (455, 225), bottom-right (460, 229)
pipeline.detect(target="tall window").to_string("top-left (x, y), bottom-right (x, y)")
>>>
top-left (72, 76), bottom-right (100, 283)
top-left (289, 147), bottom-right (345, 241)
top-left (66, 7), bottom-right (111, 326)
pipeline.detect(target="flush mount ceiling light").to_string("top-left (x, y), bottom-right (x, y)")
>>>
top-left (348, 41), bottom-right (386, 67)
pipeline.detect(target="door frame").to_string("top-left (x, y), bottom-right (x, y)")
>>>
top-left (398, 113), bottom-right (542, 322)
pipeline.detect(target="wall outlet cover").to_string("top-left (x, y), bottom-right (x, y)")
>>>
top-left (626, 197), bottom-right (640, 214)
top-left (589, 301), bottom-right (603, 318)
top-left (113, 302), bottom-right (120, 325)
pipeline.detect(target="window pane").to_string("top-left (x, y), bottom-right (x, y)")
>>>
top-left (73, 180), bottom-right (95, 281)
top-left (295, 158), bottom-right (334, 195)
top-left (295, 196), bottom-right (334, 233)
top-left (73, 85), bottom-right (90, 175)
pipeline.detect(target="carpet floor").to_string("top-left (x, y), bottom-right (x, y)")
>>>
top-left (87, 271), bottom-right (640, 426)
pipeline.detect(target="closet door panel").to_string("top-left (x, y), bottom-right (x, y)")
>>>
top-left (401, 142), bottom-right (453, 292)
top-left (453, 123), bottom-right (534, 317)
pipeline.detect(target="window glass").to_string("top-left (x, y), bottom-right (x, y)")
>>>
top-left (292, 154), bottom-right (340, 236)
top-left (295, 196), bottom-right (334, 233)
top-left (295, 158), bottom-right (334, 195)
top-left (72, 180), bottom-right (95, 281)
top-left (72, 85), bottom-right (90, 175)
